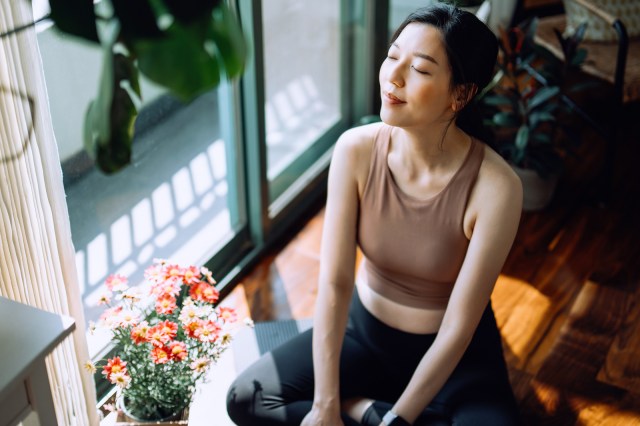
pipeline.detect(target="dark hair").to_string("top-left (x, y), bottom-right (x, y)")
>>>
top-left (391, 4), bottom-right (498, 140)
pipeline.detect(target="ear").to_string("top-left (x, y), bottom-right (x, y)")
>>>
top-left (451, 83), bottom-right (478, 112)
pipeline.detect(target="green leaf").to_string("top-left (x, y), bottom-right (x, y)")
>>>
top-left (134, 22), bottom-right (221, 101)
top-left (482, 94), bottom-right (513, 106)
top-left (84, 31), bottom-right (140, 174)
top-left (132, 3), bottom-right (247, 101)
top-left (529, 111), bottom-right (555, 129)
top-left (512, 148), bottom-right (525, 166)
top-left (478, 69), bottom-right (504, 99)
top-left (527, 86), bottom-right (559, 111)
top-left (515, 125), bottom-right (529, 150)
top-left (208, 3), bottom-right (248, 79)
top-left (84, 30), bottom-right (117, 157)
top-left (493, 112), bottom-right (519, 127)
top-left (531, 132), bottom-right (552, 144)
top-left (49, 0), bottom-right (99, 43)
top-left (575, 22), bottom-right (588, 43)
top-left (571, 49), bottom-right (587, 67)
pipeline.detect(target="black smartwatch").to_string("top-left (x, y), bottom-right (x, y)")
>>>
top-left (382, 410), bottom-right (411, 426)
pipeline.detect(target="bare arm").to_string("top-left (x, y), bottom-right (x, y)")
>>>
top-left (389, 158), bottom-right (523, 424)
top-left (302, 127), bottom-right (370, 425)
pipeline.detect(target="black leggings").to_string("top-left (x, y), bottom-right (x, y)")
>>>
top-left (226, 291), bottom-right (519, 425)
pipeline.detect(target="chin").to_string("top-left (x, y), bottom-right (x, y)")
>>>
top-left (379, 109), bottom-right (407, 128)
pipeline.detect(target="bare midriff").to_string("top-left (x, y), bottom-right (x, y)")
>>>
top-left (355, 280), bottom-right (446, 335)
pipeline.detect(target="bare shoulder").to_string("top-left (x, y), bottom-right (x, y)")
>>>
top-left (335, 122), bottom-right (382, 157)
top-left (474, 144), bottom-right (523, 211)
top-left (332, 122), bottom-right (383, 192)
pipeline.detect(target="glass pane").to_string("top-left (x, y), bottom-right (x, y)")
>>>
top-left (37, 28), bottom-right (245, 358)
top-left (262, 0), bottom-right (342, 181)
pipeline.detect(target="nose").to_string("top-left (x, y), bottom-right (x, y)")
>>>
top-left (384, 59), bottom-right (405, 88)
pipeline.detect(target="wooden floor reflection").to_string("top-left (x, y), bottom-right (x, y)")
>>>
top-left (226, 102), bottom-right (640, 425)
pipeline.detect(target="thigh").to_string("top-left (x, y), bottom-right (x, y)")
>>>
top-left (229, 328), bottom-right (315, 408)
top-left (226, 329), bottom-right (315, 425)
top-left (434, 367), bottom-right (518, 422)
top-left (229, 326), bottom-right (384, 405)
top-left (431, 305), bottom-right (519, 425)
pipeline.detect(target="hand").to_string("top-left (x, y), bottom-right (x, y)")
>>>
top-left (300, 406), bottom-right (344, 426)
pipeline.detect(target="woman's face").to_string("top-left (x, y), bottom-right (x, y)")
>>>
top-left (379, 23), bottom-right (456, 129)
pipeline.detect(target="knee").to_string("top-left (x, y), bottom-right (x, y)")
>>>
top-left (226, 375), bottom-right (263, 425)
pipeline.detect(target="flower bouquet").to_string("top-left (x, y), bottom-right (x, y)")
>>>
top-left (86, 260), bottom-right (238, 422)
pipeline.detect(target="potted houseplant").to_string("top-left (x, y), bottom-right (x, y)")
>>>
top-left (44, 0), bottom-right (248, 174)
top-left (86, 260), bottom-right (239, 423)
top-left (477, 17), bottom-right (588, 211)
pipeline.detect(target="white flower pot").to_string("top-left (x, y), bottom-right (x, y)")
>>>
top-left (511, 164), bottom-right (559, 212)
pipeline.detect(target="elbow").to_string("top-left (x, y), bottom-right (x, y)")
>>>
top-left (437, 320), bottom-right (475, 353)
top-left (318, 268), bottom-right (355, 292)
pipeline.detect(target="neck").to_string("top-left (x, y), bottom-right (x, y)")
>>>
top-left (392, 124), bottom-right (470, 169)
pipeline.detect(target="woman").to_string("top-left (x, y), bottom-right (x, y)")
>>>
top-left (227, 5), bottom-right (522, 425)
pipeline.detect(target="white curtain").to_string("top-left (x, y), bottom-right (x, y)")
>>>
top-left (0, 1), bottom-right (99, 425)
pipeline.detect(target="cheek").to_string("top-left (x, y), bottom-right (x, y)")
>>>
top-left (378, 61), bottom-right (388, 85)
top-left (379, 58), bottom-right (400, 86)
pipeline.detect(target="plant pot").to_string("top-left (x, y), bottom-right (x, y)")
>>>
top-left (116, 397), bottom-right (189, 425)
top-left (511, 164), bottom-right (559, 211)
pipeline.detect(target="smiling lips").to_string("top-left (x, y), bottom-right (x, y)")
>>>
top-left (384, 91), bottom-right (405, 104)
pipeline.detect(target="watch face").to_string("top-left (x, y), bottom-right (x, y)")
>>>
top-left (383, 411), bottom-right (409, 426)
top-left (382, 411), bottom-right (399, 425)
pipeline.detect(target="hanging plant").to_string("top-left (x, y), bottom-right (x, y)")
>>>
top-left (47, 0), bottom-right (248, 174)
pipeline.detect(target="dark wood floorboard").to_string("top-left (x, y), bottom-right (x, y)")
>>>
top-left (227, 98), bottom-right (640, 424)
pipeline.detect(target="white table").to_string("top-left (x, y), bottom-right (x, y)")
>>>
top-left (0, 297), bottom-right (75, 426)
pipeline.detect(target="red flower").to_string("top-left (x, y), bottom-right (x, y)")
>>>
top-left (102, 357), bottom-right (127, 381)
top-left (168, 341), bottom-right (188, 361)
top-left (147, 320), bottom-right (178, 347)
top-left (194, 320), bottom-right (221, 343)
top-left (189, 282), bottom-right (219, 304)
top-left (217, 307), bottom-right (237, 323)
top-left (158, 320), bottom-right (178, 338)
top-left (155, 293), bottom-right (177, 315)
top-left (130, 322), bottom-right (150, 345)
top-left (184, 320), bottom-right (201, 338)
top-left (151, 346), bottom-right (171, 364)
top-left (165, 264), bottom-right (184, 279)
top-left (183, 266), bottom-right (201, 285)
top-left (144, 263), bottom-right (165, 284)
top-left (99, 305), bottom-right (122, 322)
top-left (105, 274), bottom-right (128, 292)
top-left (150, 276), bottom-right (182, 297)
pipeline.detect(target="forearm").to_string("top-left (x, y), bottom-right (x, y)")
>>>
top-left (311, 279), bottom-right (353, 411)
top-left (392, 330), bottom-right (471, 424)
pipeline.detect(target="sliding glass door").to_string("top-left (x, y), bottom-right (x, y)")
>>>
top-left (261, 0), bottom-right (345, 204)
top-left (37, 0), bottom-right (382, 370)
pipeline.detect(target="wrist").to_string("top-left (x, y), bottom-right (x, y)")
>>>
top-left (311, 397), bottom-right (339, 413)
top-left (382, 410), bottom-right (411, 426)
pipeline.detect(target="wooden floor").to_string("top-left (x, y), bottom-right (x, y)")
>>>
top-left (225, 100), bottom-right (640, 425)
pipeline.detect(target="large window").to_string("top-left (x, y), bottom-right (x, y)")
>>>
top-left (262, 0), bottom-right (342, 200)
top-left (36, 0), bottom-right (382, 365)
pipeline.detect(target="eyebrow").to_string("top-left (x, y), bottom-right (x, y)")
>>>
top-left (391, 42), bottom-right (439, 65)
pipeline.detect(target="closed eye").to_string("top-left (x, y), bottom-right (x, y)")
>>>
top-left (411, 65), bottom-right (430, 75)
